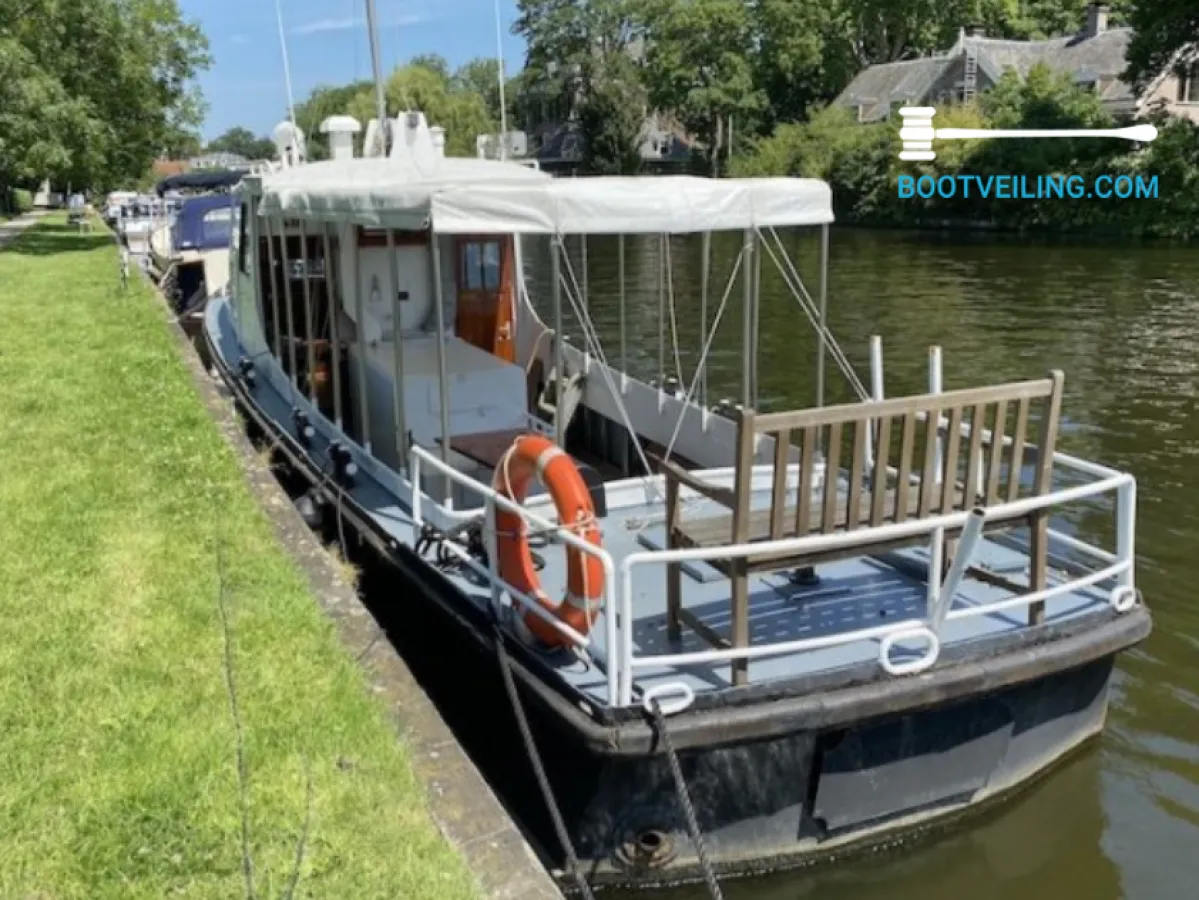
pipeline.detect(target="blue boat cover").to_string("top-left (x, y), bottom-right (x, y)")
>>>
top-left (173, 195), bottom-right (236, 252)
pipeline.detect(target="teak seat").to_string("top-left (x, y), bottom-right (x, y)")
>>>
top-left (659, 371), bottom-right (1065, 685)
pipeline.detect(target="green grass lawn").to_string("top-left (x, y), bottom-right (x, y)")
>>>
top-left (0, 218), bottom-right (480, 899)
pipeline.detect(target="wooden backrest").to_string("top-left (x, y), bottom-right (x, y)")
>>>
top-left (731, 371), bottom-right (1065, 542)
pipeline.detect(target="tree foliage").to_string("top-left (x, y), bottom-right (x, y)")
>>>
top-left (734, 71), bottom-right (1199, 238)
top-left (203, 127), bottom-right (276, 162)
top-left (1124, 0), bottom-right (1199, 90)
top-left (0, 0), bottom-right (209, 193)
top-left (342, 60), bottom-right (497, 157)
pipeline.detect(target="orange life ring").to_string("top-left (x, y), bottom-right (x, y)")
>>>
top-left (493, 434), bottom-right (605, 647)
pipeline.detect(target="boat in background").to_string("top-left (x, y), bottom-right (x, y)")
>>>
top-left (200, 96), bottom-right (1151, 889)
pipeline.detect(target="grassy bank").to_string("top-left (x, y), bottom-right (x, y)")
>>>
top-left (0, 218), bottom-right (479, 898)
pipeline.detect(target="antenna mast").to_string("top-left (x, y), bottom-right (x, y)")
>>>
top-left (364, 0), bottom-right (391, 155)
top-left (493, 0), bottom-right (508, 160)
top-left (274, 0), bottom-right (300, 160)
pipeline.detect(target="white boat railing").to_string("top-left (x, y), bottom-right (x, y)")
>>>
top-left (409, 443), bottom-right (1137, 711)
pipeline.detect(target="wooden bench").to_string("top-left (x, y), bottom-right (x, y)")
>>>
top-left (660, 371), bottom-right (1065, 685)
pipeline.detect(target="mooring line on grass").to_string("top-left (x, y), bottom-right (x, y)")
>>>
top-left (213, 498), bottom-right (259, 900)
top-left (213, 493), bottom-right (317, 900)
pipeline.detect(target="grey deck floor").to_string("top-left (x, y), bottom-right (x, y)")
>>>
top-left (209, 298), bottom-right (1114, 709)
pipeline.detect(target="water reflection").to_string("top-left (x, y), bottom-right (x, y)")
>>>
top-left (526, 228), bottom-right (1199, 898)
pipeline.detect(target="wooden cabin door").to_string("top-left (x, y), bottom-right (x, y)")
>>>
top-left (454, 236), bottom-right (515, 363)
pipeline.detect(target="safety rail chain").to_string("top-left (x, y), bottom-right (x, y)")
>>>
top-left (409, 444), bottom-right (1137, 712)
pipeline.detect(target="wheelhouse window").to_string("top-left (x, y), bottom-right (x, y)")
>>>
top-left (461, 239), bottom-right (502, 291)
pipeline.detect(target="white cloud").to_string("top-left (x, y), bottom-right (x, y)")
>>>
top-left (230, 34), bottom-right (249, 45)
top-left (291, 10), bottom-right (429, 36)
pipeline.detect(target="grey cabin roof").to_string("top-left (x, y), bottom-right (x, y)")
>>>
top-left (836, 27), bottom-right (1135, 122)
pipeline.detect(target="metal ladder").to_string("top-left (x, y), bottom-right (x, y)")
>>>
top-left (963, 43), bottom-right (979, 104)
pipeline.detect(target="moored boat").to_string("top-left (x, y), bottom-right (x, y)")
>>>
top-left (201, 102), bottom-right (1150, 889)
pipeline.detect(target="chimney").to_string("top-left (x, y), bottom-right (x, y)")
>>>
top-left (1084, 3), bottom-right (1109, 38)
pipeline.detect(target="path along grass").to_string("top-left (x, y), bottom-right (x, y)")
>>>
top-left (0, 218), bottom-right (479, 899)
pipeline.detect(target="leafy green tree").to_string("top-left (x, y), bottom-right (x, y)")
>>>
top-left (642, 0), bottom-right (761, 174)
top-left (454, 58), bottom-right (509, 126)
top-left (344, 61), bottom-right (497, 157)
top-left (0, 0), bottom-right (209, 192)
top-left (513, 0), bottom-right (647, 170)
top-left (577, 54), bottom-right (646, 174)
top-left (203, 127), bottom-right (276, 162)
top-left (292, 80), bottom-right (374, 159)
top-left (1124, 0), bottom-right (1199, 90)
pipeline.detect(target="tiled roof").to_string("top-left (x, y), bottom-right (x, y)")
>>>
top-left (834, 26), bottom-right (1138, 116)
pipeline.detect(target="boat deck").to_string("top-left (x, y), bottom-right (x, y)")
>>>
top-left (451, 490), bottom-right (1111, 703)
top-left (207, 298), bottom-right (1116, 709)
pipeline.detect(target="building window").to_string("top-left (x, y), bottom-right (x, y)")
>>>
top-left (1178, 61), bottom-right (1199, 102)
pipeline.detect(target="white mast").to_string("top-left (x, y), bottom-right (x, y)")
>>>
top-left (364, 0), bottom-right (391, 155)
top-left (273, 0), bottom-right (300, 162)
top-left (493, 0), bottom-right (508, 160)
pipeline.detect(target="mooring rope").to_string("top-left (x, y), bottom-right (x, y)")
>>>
top-left (491, 616), bottom-right (597, 900)
top-left (647, 699), bottom-right (725, 900)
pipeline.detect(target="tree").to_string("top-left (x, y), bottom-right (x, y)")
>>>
top-left (750, 0), bottom-right (846, 130)
top-left (203, 127), bottom-right (276, 162)
top-left (642, 0), bottom-right (762, 174)
top-left (577, 54), bottom-right (646, 174)
top-left (454, 58), bottom-right (508, 126)
top-left (0, 0), bottom-right (209, 192)
top-left (291, 80), bottom-right (374, 159)
top-left (1125, 0), bottom-right (1199, 90)
top-left (344, 61), bottom-right (497, 157)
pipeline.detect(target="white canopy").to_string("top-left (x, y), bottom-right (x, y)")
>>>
top-left (430, 176), bottom-right (833, 234)
top-left (256, 156), bottom-right (550, 230)
top-left (257, 157), bottom-right (834, 235)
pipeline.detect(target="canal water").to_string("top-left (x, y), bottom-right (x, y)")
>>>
top-left (525, 229), bottom-right (1199, 900)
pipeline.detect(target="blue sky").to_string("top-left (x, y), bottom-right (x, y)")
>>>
top-left (181, 0), bottom-right (526, 141)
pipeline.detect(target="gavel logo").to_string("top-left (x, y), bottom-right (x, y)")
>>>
top-left (898, 107), bottom-right (1158, 161)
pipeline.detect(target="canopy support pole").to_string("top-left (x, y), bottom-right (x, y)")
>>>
top-left (617, 234), bottom-right (627, 390)
top-left (657, 234), bottom-right (666, 389)
top-left (741, 228), bottom-right (755, 410)
top-left (751, 226), bottom-right (761, 408)
top-left (321, 223), bottom-right (344, 430)
top-left (277, 218), bottom-right (300, 394)
top-left (816, 224), bottom-right (829, 408)
top-left (552, 237), bottom-right (565, 446)
top-left (298, 220), bottom-right (316, 404)
top-left (699, 230), bottom-right (711, 416)
top-left (430, 235), bottom-right (453, 506)
top-left (581, 234), bottom-right (588, 313)
top-left (264, 213), bottom-right (283, 365)
top-left (349, 225), bottom-right (372, 455)
top-left (385, 229), bottom-right (408, 472)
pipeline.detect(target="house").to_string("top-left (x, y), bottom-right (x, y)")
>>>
top-left (188, 151), bottom-right (255, 172)
top-left (152, 158), bottom-right (191, 179)
top-left (834, 4), bottom-right (1199, 124)
top-left (476, 112), bottom-right (693, 175)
